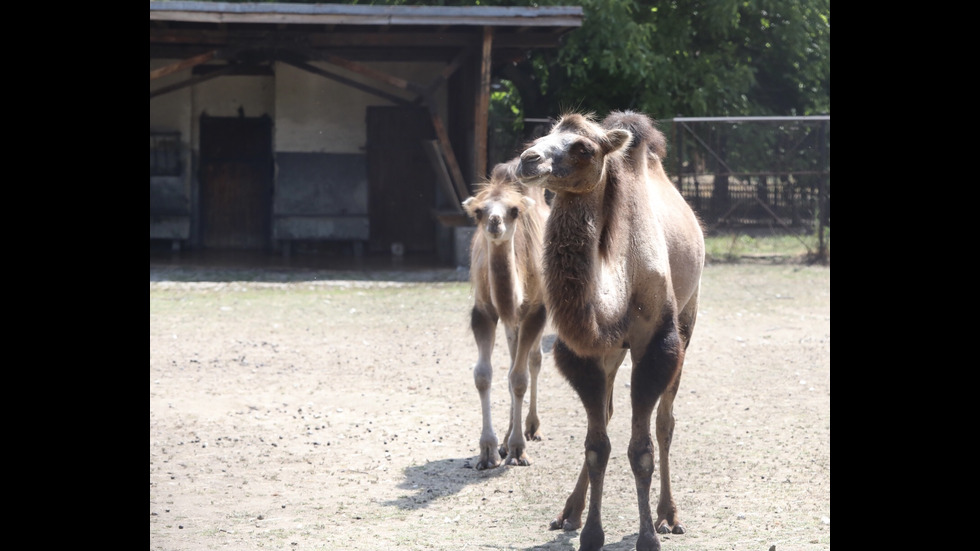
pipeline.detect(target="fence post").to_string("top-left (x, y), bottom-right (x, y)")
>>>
top-left (817, 119), bottom-right (829, 263)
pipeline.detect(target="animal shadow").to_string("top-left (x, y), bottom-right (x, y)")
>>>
top-left (520, 532), bottom-right (640, 551)
top-left (382, 456), bottom-right (507, 510)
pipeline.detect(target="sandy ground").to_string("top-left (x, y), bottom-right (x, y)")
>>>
top-left (149, 260), bottom-right (830, 551)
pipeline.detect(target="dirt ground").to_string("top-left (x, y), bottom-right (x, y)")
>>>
top-left (149, 259), bottom-right (830, 551)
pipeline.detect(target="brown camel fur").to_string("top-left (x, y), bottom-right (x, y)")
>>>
top-left (462, 158), bottom-right (551, 470)
top-left (517, 111), bottom-right (704, 551)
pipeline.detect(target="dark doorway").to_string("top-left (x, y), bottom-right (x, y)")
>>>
top-left (199, 114), bottom-right (273, 250)
top-left (366, 106), bottom-right (438, 255)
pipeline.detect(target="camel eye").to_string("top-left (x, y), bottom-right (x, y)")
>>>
top-left (509, 207), bottom-right (519, 219)
top-left (473, 208), bottom-right (484, 220)
top-left (572, 141), bottom-right (594, 159)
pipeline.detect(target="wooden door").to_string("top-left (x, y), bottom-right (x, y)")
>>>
top-left (199, 115), bottom-right (273, 250)
top-left (366, 107), bottom-right (437, 255)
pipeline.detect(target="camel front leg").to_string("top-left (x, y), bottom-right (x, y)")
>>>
top-left (550, 340), bottom-right (617, 551)
top-left (549, 346), bottom-right (625, 537)
top-left (471, 306), bottom-right (500, 470)
top-left (503, 304), bottom-right (546, 466)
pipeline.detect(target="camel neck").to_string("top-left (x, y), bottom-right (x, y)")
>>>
top-left (487, 238), bottom-right (522, 325)
top-left (543, 184), bottom-right (630, 355)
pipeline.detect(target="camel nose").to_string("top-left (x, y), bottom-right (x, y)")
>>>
top-left (518, 151), bottom-right (541, 177)
top-left (488, 215), bottom-right (502, 234)
top-left (520, 150), bottom-right (541, 163)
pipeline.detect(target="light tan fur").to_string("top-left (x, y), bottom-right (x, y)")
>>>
top-left (517, 111), bottom-right (704, 551)
top-left (463, 158), bottom-right (551, 470)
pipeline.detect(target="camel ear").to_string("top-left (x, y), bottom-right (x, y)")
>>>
top-left (522, 196), bottom-right (536, 209)
top-left (604, 129), bottom-right (632, 154)
top-left (462, 196), bottom-right (476, 216)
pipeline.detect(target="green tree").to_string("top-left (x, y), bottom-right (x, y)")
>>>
top-left (504, 0), bottom-right (830, 119)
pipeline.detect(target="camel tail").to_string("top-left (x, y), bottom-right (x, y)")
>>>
top-left (601, 110), bottom-right (667, 160)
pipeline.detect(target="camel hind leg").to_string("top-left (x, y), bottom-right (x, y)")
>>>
top-left (471, 306), bottom-right (500, 470)
top-left (524, 320), bottom-right (544, 442)
top-left (502, 304), bottom-right (547, 466)
top-left (654, 352), bottom-right (685, 535)
top-left (629, 319), bottom-right (686, 551)
top-left (651, 285), bottom-right (698, 531)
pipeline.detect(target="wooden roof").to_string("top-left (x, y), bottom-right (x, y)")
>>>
top-left (150, 1), bottom-right (584, 62)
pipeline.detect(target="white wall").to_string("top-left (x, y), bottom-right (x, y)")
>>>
top-left (151, 58), bottom-right (449, 155)
top-left (275, 60), bottom-right (449, 154)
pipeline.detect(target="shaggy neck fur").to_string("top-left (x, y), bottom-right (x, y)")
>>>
top-left (544, 154), bottom-right (632, 356)
top-left (486, 236), bottom-right (522, 325)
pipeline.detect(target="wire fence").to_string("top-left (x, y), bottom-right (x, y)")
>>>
top-left (668, 116), bottom-right (829, 233)
top-left (489, 115), bottom-right (830, 260)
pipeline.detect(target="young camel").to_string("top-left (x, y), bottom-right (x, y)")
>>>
top-left (462, 158), bottom-right (551, 470)
top-left (516, 111), bottom-right (704, 551)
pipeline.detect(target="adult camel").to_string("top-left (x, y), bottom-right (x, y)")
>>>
top-left (517, 111), bottom-right (704, 551)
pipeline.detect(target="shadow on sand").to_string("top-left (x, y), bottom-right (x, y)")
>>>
top-left (381, 454), bottom-right (647, 551)
top-left (381, 456), bottom-right (507, 510)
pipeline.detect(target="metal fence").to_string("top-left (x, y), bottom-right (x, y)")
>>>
top-left (667, 116), bottom-right (830, 239)
top-left (489, 114), bottom-right (830, 249)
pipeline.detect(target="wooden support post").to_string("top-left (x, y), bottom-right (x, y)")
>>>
top-left (475, 26), bottom-right (493, 181)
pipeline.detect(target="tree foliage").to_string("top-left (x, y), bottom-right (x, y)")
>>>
top-left (392, 0), bottom-right (829, 120)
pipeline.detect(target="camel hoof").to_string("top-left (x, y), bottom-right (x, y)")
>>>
top-left (503, 454), bottom-right (531, 467)
top-left (525, 430), bottom-right (542, 441)
top-left (655, 520), bottom-right (685, 534)
top-left (550, 516), bottom-right (580, 531)
top-left (498, 445), bottom-right (508, 459)
top-left (475, 459), bottom-right (500, 470)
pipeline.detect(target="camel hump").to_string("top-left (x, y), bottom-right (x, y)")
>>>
top-left (601, 110), bottom-right (667, 160)
top-left (491, 157), bottom-right (521, 183)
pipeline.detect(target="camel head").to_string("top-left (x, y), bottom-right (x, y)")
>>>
top-left (463, 181), bottom-right (536, 246)
top-left (517, 113), bottom-right (632, 194)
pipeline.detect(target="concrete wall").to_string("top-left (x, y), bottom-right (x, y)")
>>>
top-left (272, 61), bottom-right (447, 243)
top-left (150, 58), bottom-right (449, 247)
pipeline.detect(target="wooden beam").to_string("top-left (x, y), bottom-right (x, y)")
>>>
top-left (279, 58), bottom-right (413, 106)
top-left (150, 64), bottom-right (237, 99)
top-left (422, 140), bottom-right (464, 210)
top-left (150, 28), bottom-right (572, 50)
top-left (150, 50), bottom-right (216, 81)
top-left (149, 4), bottom-right (584, 28)
top-left (475, 26), bottom-right (492, 181)
top-left (427, 105), bottom-right (471, 201)
top-left (307, 52), bottom-right (426, 97)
